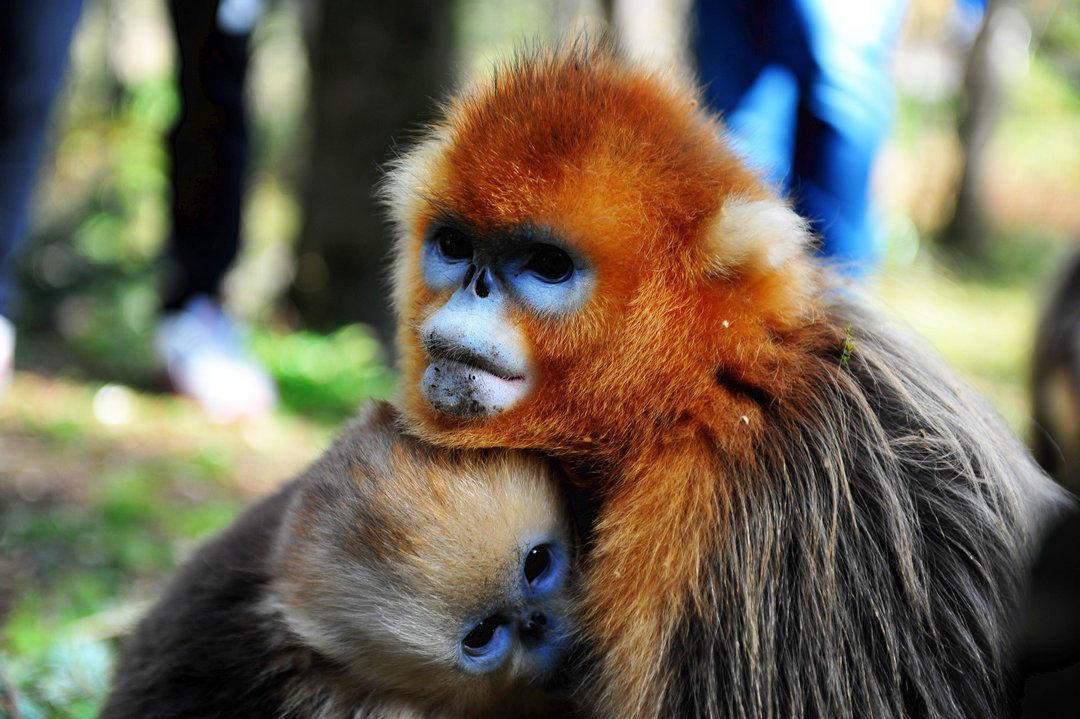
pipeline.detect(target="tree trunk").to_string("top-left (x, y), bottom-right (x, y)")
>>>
top-left (293, 0), bottom-right (453, 349)
top-left (941, 0), bottom-right (1016, 261)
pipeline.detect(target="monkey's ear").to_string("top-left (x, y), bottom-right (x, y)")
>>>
top-left (701, 197), bottom-right (813, 277)
top-left (381, 129), bottom-right (451, 237)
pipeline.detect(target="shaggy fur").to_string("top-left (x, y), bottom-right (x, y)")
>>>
top-left (386, 46), bottom-right (1065, 718)
top-left (102, 402), bottom-right (576, 718)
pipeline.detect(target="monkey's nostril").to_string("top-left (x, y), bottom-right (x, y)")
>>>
top-left (474, 268), bottom-right (491, 298)
top-left (520, 612), bottom-right (548, 643)
top-left (462, 264), bottom-right (477, 289)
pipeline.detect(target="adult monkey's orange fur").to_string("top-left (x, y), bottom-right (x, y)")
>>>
top-left (386, 46), bottom-right (1062, 717)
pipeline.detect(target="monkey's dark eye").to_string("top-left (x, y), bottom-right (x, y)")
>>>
top-left (462, 616), bottom-right (504, 653)
top-left (434, 227), bottom-right (473, 262)
top-left (524, 544), bottom-right (552, 585)
top-left (523, 244), bottom-right (574, 283)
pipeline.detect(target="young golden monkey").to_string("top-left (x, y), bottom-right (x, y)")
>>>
top-left (386, 46), bottom-right (1066, 718)
top-left (101, 402), bottom-right (578, 718)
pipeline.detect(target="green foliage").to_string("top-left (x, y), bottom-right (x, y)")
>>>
top-left (251, 324), bottom-right (397, 423)
top-left (3, 629), bottom-right (113, 719)
top-left (996, 53), bottom-right (1080, 180)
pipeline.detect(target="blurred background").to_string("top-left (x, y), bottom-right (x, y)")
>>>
top-left (0, 0), bottom-right (1077, 715)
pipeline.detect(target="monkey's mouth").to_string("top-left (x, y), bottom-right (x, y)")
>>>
top-left (425, 341), bottom-right (524, 383)
top-left (421, 345), bottom-right (532, 419)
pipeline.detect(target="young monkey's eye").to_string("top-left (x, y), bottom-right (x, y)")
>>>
top-left (523, 244), bottom-right (574, 283)
top-left (435, 227), bottom-right (473, 262)
top-left (462, 616), bottom-right (503, 653)
top-left (524, 544), bottom-right (553, 585)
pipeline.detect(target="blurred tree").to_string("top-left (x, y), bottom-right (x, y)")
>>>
top-left (941, 0), bottom-right (1024, 261)
top-left (292, 1), bottom-right (453, 348)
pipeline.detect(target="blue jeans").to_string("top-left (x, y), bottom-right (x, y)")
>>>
top-left (0, 0), bottom-right (85, 317)
top-left (696, 0), bottom-right (908, 274)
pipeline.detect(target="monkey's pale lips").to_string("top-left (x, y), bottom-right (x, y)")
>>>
top-left (422, 357), bottom-right (532, 419)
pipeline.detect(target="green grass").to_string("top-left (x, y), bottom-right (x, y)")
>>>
top-left (0, 431), bottom-right (250, 717)
top-left (0, 323), bottom-right (389, 717)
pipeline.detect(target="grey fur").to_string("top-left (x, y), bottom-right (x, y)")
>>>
top-left (668, 296), bottom-right (1067, 718)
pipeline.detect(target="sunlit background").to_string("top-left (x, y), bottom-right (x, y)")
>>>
top-left (1, 0), bottom-right (1078, 714)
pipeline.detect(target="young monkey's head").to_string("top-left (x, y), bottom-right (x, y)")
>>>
top-left (273, 402), bottom-right (577, 714)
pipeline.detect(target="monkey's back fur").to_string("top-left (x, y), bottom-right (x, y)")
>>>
top-left (388, 47), bottom-right (1067, 718)
top-left (101, 482), bottom-right (314, 717)
top-left (665, 299), bottom-right (1059, 717)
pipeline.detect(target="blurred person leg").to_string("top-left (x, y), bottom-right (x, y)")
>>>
top-left (695, 0), bottom-right (906, 276)
top-left (784, 0), bottom-right (908, 275)
top-left (157, 0), bottom-right (275, 422)
top-left (0, 0), bottom-right (84, 390)
top-left (694, 0), bottom-right (800, 189)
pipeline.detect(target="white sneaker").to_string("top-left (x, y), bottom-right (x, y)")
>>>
top-left (155, 296), bottom-right (276, 423)
top-left (0, 314), bottom-right (13, 393)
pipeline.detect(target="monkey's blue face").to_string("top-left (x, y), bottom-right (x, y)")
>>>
top-left (419, 218), bottom-right (593, 419)
top-left (456, 539), bottom-right (574, 676)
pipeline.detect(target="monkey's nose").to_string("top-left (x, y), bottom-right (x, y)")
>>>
top-left (462, 264), bottom-right (493, 299)
top-left (519, 611), bottom-right (547, 644)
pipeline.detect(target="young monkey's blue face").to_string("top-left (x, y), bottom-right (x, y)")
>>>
top-left (385, 448), bottom-right (578, 691)
top-left (456, 533), bottom-right (575, 677)
top-left (274, 412), bottom-right (578, 711)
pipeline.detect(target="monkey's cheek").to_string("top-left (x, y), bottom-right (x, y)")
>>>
top-left (421, 360), bottom-right (531, 419)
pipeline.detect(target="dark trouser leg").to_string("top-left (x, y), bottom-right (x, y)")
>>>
top-left (163, 0), bottom-right (252, 312)
top-left (785, 0), bottom-right (908, 274)
top-left (0, 0), bottom-right (84, 317)
top-left (694, 0), bottom-right (800, 190)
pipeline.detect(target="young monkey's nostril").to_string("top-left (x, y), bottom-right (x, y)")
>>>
top-left (520, 612), bottom-right (547, 643)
